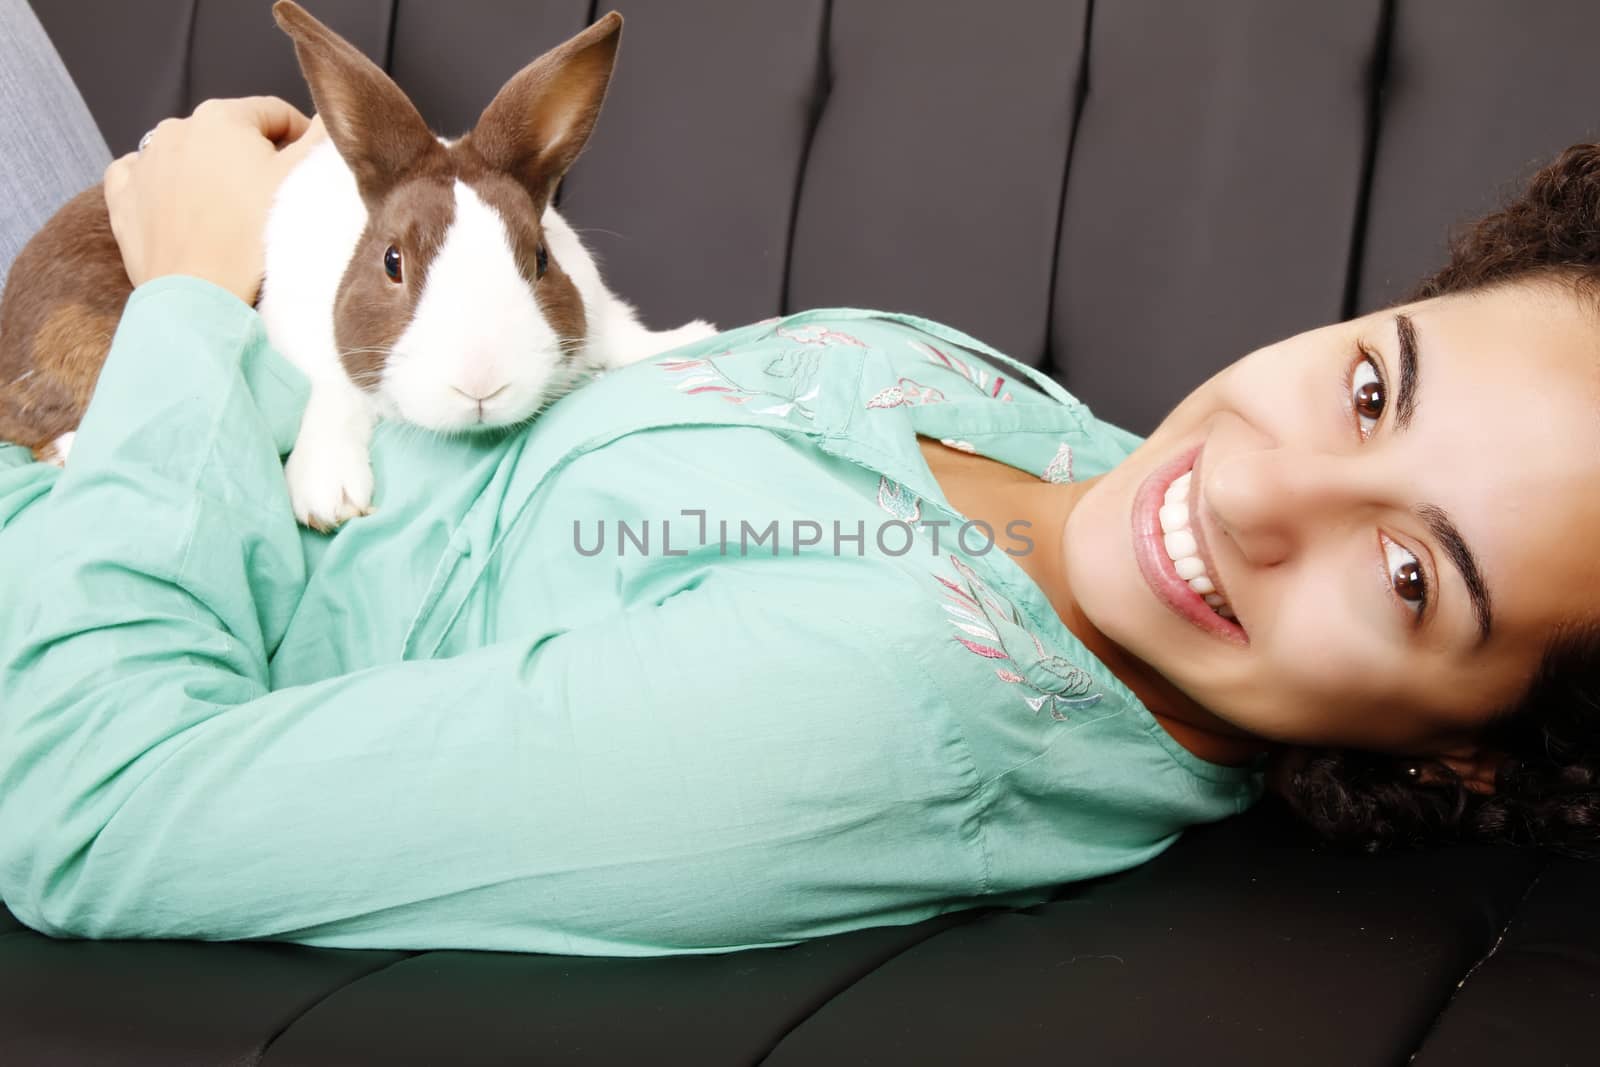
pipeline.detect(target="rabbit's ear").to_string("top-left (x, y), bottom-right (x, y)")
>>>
top-left (468, 11), bottom-right (622, 210)
top-left (272, 1), bottom-right (445, 206)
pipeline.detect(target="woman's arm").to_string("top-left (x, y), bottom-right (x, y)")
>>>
top-left (1, 513), bottom-right (965, 955)
top-left (1, 311), bottom-right (965, 952)
top-left (0, 274), bottom-right (318, 929)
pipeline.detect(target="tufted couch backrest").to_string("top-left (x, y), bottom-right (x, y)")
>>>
top-left (32, 0), bottom-right (1600, 434)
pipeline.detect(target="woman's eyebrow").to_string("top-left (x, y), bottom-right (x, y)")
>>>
top-left (1389, 314), bottom-right (1493, 643)
top-left (1416, 502), bottom-right (1493, 644)
top-left (1394, 313), bottom-right (1419, 429)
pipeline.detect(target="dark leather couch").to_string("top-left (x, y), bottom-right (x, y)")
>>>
top-left (7, 1), bottom-right (1598, 1063)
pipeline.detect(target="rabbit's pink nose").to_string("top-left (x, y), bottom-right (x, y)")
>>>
top-left (450, 382), bottom-right (510, 403)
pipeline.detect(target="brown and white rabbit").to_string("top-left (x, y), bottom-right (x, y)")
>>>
top-left (0, 1), bottom-right (715, 530)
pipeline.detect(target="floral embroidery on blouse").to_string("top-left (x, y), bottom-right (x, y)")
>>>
top-left (776, 324), bottom-right (868, 348)
top-left (1042, 442), bottom-right (1074, 484)
top-left (876, 475), bottom-right (922, 522)
top-left (935, 555), bottom-right (1102, 720)
top-left (866, 377), bottom-right (947, 410)
top-left (908, 339), bottom-right (1015, 402)
top-left (659, 350), bottom-right (822, 420)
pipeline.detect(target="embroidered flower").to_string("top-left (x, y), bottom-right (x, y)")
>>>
top-left (908, 339), bottom-right (1014, 402)
top-left (866, 376), bottom-right (947, 410)
top-left (876, 475), bottom-right (922, 522)
top-left (1042, 442), bottom-right (1074, 484)
top-left (659, 351), bottom-right (821, 420)
top-left (866, 386), bottom-right (903, 410)
top-left (776, 324), bottom-right (868, 348)
top-left (935, 555), bottom-right (1101, 720)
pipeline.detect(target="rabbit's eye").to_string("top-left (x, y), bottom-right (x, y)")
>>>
top-left (535, 243), bottom-right (548, 280)
top-left (383, 245), bottom-right (404, 283)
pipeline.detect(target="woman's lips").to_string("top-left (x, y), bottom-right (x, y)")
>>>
top-left (1132, 440), bottom-right (1248, 645)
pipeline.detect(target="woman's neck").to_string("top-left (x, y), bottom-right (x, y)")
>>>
top-left (915, 436), bottom-right (1271, 768)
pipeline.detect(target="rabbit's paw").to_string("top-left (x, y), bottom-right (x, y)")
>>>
top-left (611, 319), bottom-right (720, 366)
top-left (284, 436), bottom-right (375, 532)
top-left (662, 319), bottom-right (719, 349)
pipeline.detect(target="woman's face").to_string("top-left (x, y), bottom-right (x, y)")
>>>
top-left (1063, 280), bottom-right (1600, 757)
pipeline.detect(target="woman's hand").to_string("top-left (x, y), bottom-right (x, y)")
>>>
top-left (103, 96), bottom-right (327, 306)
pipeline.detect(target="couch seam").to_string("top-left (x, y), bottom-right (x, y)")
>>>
top-left (254, 950), bottom-right (422, 1066)
top-left (1340, 0), bottom-right (1396, 320)
top-left (1401, 859), bottom-right (1549, 1064)
top-left (777, 0), bottom-right (833, 315)
top-left (1040, 0), bottom-right (1094, 387)
top-left (382, 0), bottom-right (399, 71)
top-left (751, 908), bottom-right (993, 1067)
top-left (179, 0), bottom-right (200, 111)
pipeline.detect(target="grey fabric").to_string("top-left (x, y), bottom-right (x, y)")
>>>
top-left (0, 0), bottom-right (111, 293)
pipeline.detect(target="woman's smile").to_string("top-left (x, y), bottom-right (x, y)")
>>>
top-left (1133, 439), bottom-right (1249, 645)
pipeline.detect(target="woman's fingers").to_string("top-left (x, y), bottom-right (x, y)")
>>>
top-left (276, 113), bottom-right (327, 172)
top-left (103, 95), bottom-right (323, 305)
top-left (198, 95), bottom-right (313, 145)
top-left (102, 152), bottom-right (133, 193)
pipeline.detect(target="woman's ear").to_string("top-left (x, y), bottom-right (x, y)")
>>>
top-left (1425, 744), bottom-right (1509, 796)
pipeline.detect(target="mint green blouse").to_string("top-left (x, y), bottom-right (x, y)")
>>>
top-left (0, 277), bottom-right (1264, 956)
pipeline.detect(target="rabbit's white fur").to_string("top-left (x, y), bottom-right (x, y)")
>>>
top-left (258, 137), bottom-right (716, 529)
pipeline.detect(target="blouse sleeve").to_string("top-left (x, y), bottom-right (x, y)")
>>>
top-left (0, 286), bottom-right (983, 954)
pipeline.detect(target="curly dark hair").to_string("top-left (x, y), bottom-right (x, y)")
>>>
top-left (1272, 143), bottom-right (1600, 860)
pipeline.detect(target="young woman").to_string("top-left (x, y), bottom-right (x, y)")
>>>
top-left (0, 1), bottom-right (1595, 955)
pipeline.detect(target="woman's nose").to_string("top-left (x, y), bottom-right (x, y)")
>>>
top-left (1201, 446), bottom-right (1369, 567)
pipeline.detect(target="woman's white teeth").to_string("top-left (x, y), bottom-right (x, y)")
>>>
top-left (1164, 529), bottom-right (1198, 561)
top-left (1161, 470), bottom-right (1234, 620)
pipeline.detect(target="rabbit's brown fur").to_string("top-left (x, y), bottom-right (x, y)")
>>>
top-left (0, 187), bottom-right (132, 458)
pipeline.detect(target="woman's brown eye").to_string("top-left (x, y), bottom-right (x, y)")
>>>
top-left (1356, 380), bottom-right (1384, 418)
top-left (1350, 353), bottom-right (1385, 436)
top-left (1394, 560), bottom-right (1424, 602)
top-left (1381, 533), bottom-right (1427, 617)
top-left (383, 245), bottom-right (403, 283)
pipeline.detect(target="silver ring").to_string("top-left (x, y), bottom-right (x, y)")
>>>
top-left (137, 128), bottom-right (155, 154)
